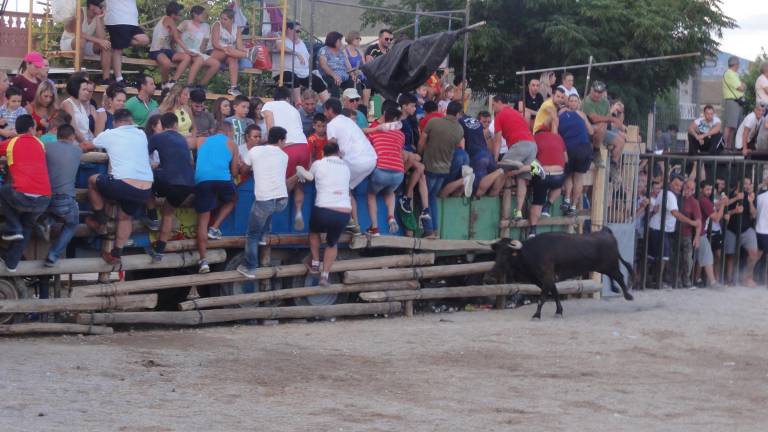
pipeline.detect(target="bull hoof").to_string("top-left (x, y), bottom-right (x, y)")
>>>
top-left (555, 312), bottom-right (564, 319)
top-left (531, 314), bottom-right (541, 321)
top-left (611, 286), bottom-right (620, 293)
top-left (624, 292), bottom-right (634, 301)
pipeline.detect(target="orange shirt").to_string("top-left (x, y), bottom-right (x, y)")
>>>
top-left (307, 133), bottom-right (328, 161)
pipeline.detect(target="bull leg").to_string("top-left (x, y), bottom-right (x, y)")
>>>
top-left (533, 292), bottom-right (545, 320)
top-left (551, 283), bottom-right (564, 317)
top-left (607, 269), bottom-right (634, 301)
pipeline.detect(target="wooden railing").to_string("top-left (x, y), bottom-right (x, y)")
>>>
top-left (0, 11), bottom-right (45, 59)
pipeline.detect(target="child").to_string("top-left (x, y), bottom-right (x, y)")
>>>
top-left (149, 1), bottom-right (194, 89)
top-left (415, 85), bottom-right (429, 119)
top-left (39, 110), bottom-right (73, 145)
top-left (0, 87), bottom-right (28, 138)
top-left (224, 95), bottom-right (254, 162)
top-left (437, 84), bottom-right (454, 114)
top-left (307, 113), bottom-right (328, 163)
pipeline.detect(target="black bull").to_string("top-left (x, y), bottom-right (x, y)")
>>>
top-left (484, 228), bottom-right (634, 319)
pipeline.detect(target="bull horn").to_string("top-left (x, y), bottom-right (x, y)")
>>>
top-left (507, 240), bottom-right (523, 250)
top-left (476, 240), bottom-right (497, 246)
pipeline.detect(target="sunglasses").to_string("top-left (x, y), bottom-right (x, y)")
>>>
top-left (384, 37), bottom-right (393, 42)
top-left (350, 98), bottom-right (360, 102)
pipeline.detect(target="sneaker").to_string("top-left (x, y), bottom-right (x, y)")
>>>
top-left (345, 220), bottom-right (361, 235)
top-left (294, 213), bottom-right (304, 231)
top-left (567, 205), bottom-right (578, 217)
top-left (461, 166), bottom-right (475, 198)
top-left (318, 275), bottom-right (331, 287)
top-left (43, 258), bottom-right (57, 268)
top-left (258, 239), bottom-right (268, 246)
top-left (387, 217), bottom-right (399, 234)
top-left (399, 196), bottom-right (413, 213)
top-left (528, 232), bottom-right (536, 239)
top-left (1, 232), bottom-right (23, 241)
top-left (512, 208), bottom-right (523, 221)
top-left (236, 265), bottom-right (257, 279)
top-left (198, 259), bottom-right (210, 274)
top-left (366, 227), bottom-right (381, 237)
top-left (541, 203), bottom-right (551, 218)
top-left (295, 165), bottom-right (314, 182)
top-left (145, 246), bottom-right (163, 263)
top-left (162, 80), bottom-right (176, 90)
top-left (207, 227), bottom-right (223, 240)
top-left (227, 86), bottom-right (242, 96)
top-left (303, 256), bottom-right (320, 275)
top-left (101, 251), bottom-right (121, 266)
top-left (530, 160), bottom-right (546, 179)
top-left (560, 199), bottom-right (572, 214)
top-left (419, 209), bottom-right (432, 223)
top-left (35, 222), bottom-right (51, 242)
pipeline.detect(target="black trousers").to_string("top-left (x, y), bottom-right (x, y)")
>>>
top-left (687, 132), bottom-right (723, 155)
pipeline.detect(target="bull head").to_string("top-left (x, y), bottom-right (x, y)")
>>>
top-left (484, 238), bottom-right (523, 284)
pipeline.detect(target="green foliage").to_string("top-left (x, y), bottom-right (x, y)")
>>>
top-left (740, 49), bottom-right (768, 112)
top-left (361, 0), bottom-right (735, 119)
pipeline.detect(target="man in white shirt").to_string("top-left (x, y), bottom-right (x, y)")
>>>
top-left (237, 125), bottom-right (289, 278)
top-left (647, 176), bottom-right (700, 286)
top-left (323, 98), bottom-right (377, 234)
top-left (756, 187), bottom-right (768, 259)
top-left (262, 86), bottom-right (312, 230)
top-left (686, 105), bottom-right (722, 155)
top-left (103, 0), bottom-right (150, 84)
top-left (272, 21), bottom-right (330, 105)
top-left (755, 62), bottom-right (768, 107)
top-left (736, 103), bottom-right (765, 155)
top-left (84, 109), bottom-right (153, 265)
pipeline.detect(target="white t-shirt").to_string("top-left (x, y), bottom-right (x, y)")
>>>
top-left (326, 115), bottom-right (377, 166)
top-left (93, 125), bottom-right (153, 182)
top-left (104, 0), bottom-right (139, 26)
top-left (488, 121), bottom-right (508, 155)
top-left (694, 116), bottom-right (721, 134)
top-left (558, 85), bottom-right (579, 98)
top-left (649, 190), bottom-right (678, 233)
top-left (272, 38), bottom-right (310, 78)
top-left (756, 74), bottom-right (768, 106)
top-left (261, 100), bottom-right (308, 144)
top-left (177, 20), bottom-right (210, 54)
top-left (735, 112), bottom-right (761, 150)
top-left (755, 191), bottom-right (768, 234)
top-left (310, 156), bottom-right (351, 209)
top-left (242, 144), bottom-right (288, 201)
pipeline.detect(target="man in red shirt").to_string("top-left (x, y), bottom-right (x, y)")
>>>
top-left (0, 115), bottom-right (52, 271)
top-left (528, 132), bottom-right (567, 237)
top-left (679, 179), bottom-right (702, 287)
top-left (492, 94), bottom-right (545, 221)
top-left (419, 101), bottom-right (443, 132)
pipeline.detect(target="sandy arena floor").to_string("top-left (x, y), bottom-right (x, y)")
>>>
top-left (1, 286), bottom-right (767, 431)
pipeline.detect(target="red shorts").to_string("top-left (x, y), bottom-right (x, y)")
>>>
top-left (283, 143), bottom-right (310, 178)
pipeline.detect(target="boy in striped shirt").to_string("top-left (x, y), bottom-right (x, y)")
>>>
top-left (366, 107), bottom-right (406, 235)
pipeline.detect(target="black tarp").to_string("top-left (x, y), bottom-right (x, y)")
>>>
top-left (360, 31), bottom-right (461, 101)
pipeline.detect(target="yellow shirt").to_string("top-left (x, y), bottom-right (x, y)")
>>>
top-left (175, 107), bottom-right (193, 136)
top-left (533, 98), bottom-right (555, 133)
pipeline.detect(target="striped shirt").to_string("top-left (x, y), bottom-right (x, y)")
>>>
top-left (368, 129), bottom-right (405, 172)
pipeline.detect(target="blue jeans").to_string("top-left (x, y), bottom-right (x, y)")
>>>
top-left (244, 198), bottom-right (288, 270)
top-left (46, 194), bottom-right (80, 263)
top-left (447, 148), bottom-right (470, 182)
top-left (424, 172), bottom-right (447, 234)
top-left (0, 185), bottom-right (51, 269)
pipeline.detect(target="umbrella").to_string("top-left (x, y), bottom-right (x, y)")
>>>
top-left (360, 22), bottom-right (486, 101)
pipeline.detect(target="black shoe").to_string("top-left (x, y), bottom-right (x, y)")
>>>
top-left (400, 196), bottom-right (413, 213)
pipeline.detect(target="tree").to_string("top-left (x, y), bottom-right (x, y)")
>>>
top-left (361, 0), bottom-right (735, 118)
top-left (741, 50), bottom-right (768, 113)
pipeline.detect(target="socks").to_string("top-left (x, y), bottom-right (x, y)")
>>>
top-left (116, 75), bottom-right (124, 82)
top-left (321, 272), bottom-right (330, 279)
top-left (154, 241), bottom-right (166, 254)
top-left (312, 260), bottom-right (320, 267)
top-left (147, 208), bottom-right (159, 220)
top-left (110, 247), bottom-right (123, 258)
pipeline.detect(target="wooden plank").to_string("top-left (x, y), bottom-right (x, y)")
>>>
top-left (77, 302), bottom-right (403, 326)
top-left (359, 280), bottom-right (603, 302)
top-left (161, 233), bottom-right (354, 252)
top-left (73, 253), bottom-right (435, 297)
top-left (349, 235), bottom-right (493, 252)
top-left (344, 262), bottom-right (495, 284)
top-left (178, 280), bottom-right (420, 311)
top-left (0, 294), bottom-right (157, 313)
top-left (0, 323), bottom-right (113, 336)
top-left (47, 51), bottom-right (263, 74)
top-left (0, 249), bottom-right (226, 277)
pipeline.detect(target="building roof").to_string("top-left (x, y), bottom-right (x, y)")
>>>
top-left (700, 51), bottom-right (751, 80)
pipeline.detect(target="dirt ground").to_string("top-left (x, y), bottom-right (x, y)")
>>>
top-left (2, 286), bottom-right (768, 432)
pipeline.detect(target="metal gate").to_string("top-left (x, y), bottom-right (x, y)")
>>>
top-left (603, 152), bottom-right (641, 296)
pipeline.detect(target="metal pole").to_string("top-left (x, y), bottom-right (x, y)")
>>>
top-left (278, 0), bottom-right (288, 87)
top-left (583, 55), bottom-right (593, 96)
top-left (309, 0), bottom-right (315, 74)
top-left (313, 0), bottom-right (464, 20)
top-left (26, 0), bottom-right (33, 52)
top-left (461, 0), bottom-right (470, 101)
top-left (516, 52), bottom-right (701, 76)
top-left (291, 0), bottom-right (297, 90)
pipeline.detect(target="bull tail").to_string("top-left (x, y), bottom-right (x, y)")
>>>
top-left (619, 256), bottom-right (633, 283)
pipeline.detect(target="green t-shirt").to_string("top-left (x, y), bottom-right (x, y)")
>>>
top-left (125, 95), bottom-right (159, 127)
top-left (581, 96), bottom-right (610, 122)
top-left (40, 133), bottom-right (57, 145)
top-left (723, 69), bottom-right (744, 99)
top-left (423, 115), bottom-right (464, 174)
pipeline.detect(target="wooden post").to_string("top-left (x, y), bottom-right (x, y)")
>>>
top-left (78, 302), bottom-right (403, 326)
top-left (277, 0), bottom-right (288, 86)
top-left (0, 323), bottom-right (114, 336)
top-left (501, 178), bottom-right (513, 238)
top-left (494, 295), bottom-right (505, 309)
top-left (404, 300), bottom-right (414, 317)
top-left (27, 0), bottom-right (34, 52)
top-left (359, 280), bottom-right (602, 302)
top-left (589, 147), bottom-right (608, 297)
top-left (74, 4), bottom-right (82, 70)
top-left (344, 262), bottom-right (495, 284)
top-left (260, 245), bottom-right (272, 292)
top-left (178, 279), bottom-right (420, 311)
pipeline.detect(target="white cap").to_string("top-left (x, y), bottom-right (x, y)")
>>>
top-left (342, 88), bottom-right (361, 100)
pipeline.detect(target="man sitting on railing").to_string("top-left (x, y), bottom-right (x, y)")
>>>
top-left (687, 105), bottom-right (723, 155)
top-left (60, 0), bottom-right (112, 84)
top-left (103, 0), bottom-right (150, 86)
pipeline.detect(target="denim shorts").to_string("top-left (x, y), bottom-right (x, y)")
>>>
top-left (194, 180), bottom-right (236, 214)
top-left (149, 49), bottom-right (176, 61)
top-left (368, 168), bottom-right (404, 194)
top-left (95, 174), bottom-right (152, 216)
top-left (530, 173), bottom-right (566, 205)
top-left (309, 206), bottom-right (351, 247)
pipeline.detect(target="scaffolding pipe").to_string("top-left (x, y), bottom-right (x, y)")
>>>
top-left (313, 0), bottom-right (464, 21)
top-left (461, 0), bottom-right (470, 100)
top-left (515, 52), bottom-right (701, 76)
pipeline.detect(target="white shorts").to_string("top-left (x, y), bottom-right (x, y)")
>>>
top-left (346, 158), bottom-right (376, 189)
top-left (61, 39), bottom-right (96, 57)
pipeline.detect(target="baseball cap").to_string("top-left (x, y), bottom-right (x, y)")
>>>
top-left (24, 51), bottom-right (45, 69)
top-left (591, 80), bottom-right (606, 92)
top-left (342, 88), bottom-right (361, 100)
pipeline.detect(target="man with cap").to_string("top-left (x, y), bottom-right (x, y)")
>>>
top-left (723, 55), bottom-right (745, 150)
top-left (342, 88), bottom-right (368, 129)
top-left (582, 80), bottom-right (625, 166)
top-left (11, 52), bottom-right (44, 106)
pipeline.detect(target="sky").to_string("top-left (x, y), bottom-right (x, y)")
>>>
top-left (7, 0), bottom-right (766, 60)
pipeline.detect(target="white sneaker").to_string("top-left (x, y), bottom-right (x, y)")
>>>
top-left (296, 166), bottom-right (314, 182)
top-left (461, 166), bottom-right (475, 198)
